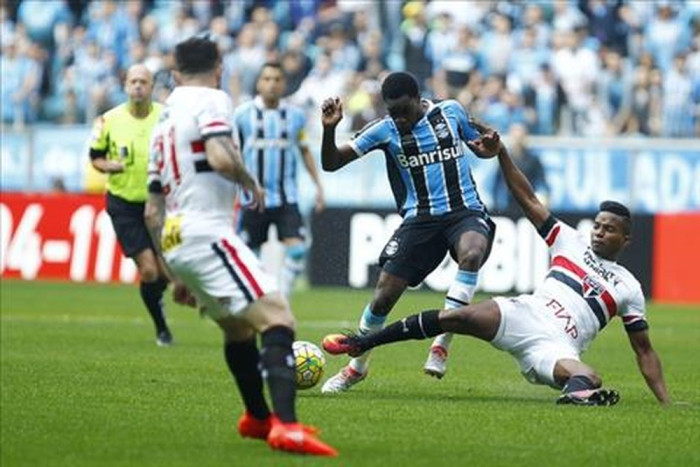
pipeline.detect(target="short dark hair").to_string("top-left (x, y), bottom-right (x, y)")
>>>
top-left (599, 200), bottom-right (631, 234)
top-left (261, 61), bottom-right (283, 72)
top-left (258, 61), bottom-right (285, 79)
top-left (175, 35), bottom-right (220, 75)
top-left (381, 71), bottom-right (420, 100)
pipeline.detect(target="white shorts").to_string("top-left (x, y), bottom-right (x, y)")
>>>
top-left (491, 295), bottom-right (580, 388)
top-left (164, 229), bottom-right (277, 320)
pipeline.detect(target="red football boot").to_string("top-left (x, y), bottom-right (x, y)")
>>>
top-left (322, 333), bottom-right (363, 356)
top-left (237, 412), bottom-right (272, 440)
top-left (267, 418), bottom-right (337, 457)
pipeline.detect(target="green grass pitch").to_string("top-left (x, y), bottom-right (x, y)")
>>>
top-left (2, 279), bottom-right (699, 466)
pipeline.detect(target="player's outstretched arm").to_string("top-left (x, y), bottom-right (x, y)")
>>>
top-left (320, 97), bottom-right (358, 171)
top-left (627, 330), bottom-right (670, 405)
top-left (205, 135), bottom-right (264, 211)
top-left (494, 141), bottom-right (551, 230)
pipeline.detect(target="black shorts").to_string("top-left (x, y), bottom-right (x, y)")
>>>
top-left (106, 192), bottom-right (154, 258)
top-left (379, 210), bottom-right (496, 287)
top-left (240, 203), bottom-right (305, 249)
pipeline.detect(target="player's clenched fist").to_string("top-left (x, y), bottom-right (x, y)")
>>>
top-left (466, 123), bottom-right (502, 159)
top-left (247, 184), bottom-right (266, 213)
top-left (321, 97), bottom-right (343, 128)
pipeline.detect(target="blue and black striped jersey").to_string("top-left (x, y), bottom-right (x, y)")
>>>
top-left (349, 99), bottom-right (486, 218)
top-left (233, 96), bottom-right (308, 208)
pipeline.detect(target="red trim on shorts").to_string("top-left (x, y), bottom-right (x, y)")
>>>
top-left (221, 238), bottom-right (264, 298)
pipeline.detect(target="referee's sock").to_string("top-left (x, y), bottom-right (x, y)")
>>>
top-left (140, 278), bottom-right (169, 334)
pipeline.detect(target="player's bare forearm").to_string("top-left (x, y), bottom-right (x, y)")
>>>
top-left (206, 136), bottom-right (257, 191)
top-left (144, 193), bottom-right (177, 282)
top-left (301, 147), bottom-right (323, 199)
top-left (496, 143), bottom-right (550, 228)
top-left (144, 193), bottom-right (165, 256)
top-left (320, 127), bottom-right (356, 172)
top-left (629, 331), bottom-right (670, 405)
top-left (320, 125), bottom-right (341, 171)
top-left (227, 151), bottom-right (258, 193)
top-left (91, 157), bottom-right (124, 174)
top-left (301, 146), bottom-right (323, 186)
top-left (637, 350), bottom-right (670, 404)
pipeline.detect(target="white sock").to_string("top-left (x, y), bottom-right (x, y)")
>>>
top-left (430, 270), bottom-right (478, 352)
top-left (280, 244), bottom-right (305, 299)
top-left (349, 304), bottom-right (386, 374)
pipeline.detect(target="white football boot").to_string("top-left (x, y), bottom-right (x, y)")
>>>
top-left (423, 345), bottom-right (448, 379)
top-left (320, 365), bottom-right (367, 394)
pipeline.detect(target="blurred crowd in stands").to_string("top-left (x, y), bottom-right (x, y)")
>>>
top-left (2, 0), bottom-right (699, 138)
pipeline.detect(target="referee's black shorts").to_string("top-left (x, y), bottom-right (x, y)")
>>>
top-left (106, 192), bottom-right (155, 258)
top-left (378, 210), bottom-right (496, 287)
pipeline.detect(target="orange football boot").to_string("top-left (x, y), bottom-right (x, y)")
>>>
top-left (267, 417), bottom-right (337, 457)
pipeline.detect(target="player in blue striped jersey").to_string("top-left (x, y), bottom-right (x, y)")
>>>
top-left (319, 71), bottom-right (501, 393)
top-left (233, 62), bottom-right (325, 299)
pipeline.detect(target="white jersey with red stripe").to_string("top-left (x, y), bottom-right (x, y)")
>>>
top-left (148, 86), bottom-right (238, 235)
top-left (148, 85), bottom-right (277, 317)
top-left (533, 217), bottom-right (647, 352)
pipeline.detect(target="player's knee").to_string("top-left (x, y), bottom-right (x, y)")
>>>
top-left (258, 293), bottom-right (296, 330)
top-left (586, 372), bottom-right (602, 388)
top-left (139, 265), bottom-right (159, 283)
top-left (220, 322), bottom-right (256, 342)
top-left (459, 248), bottom-right (485, 270)
top-left (260, 316), bottom-right (296, 334)
top-left (441, 305), bottom-right (475, 329)
top-left (136, 251), bottom-right (159, 282)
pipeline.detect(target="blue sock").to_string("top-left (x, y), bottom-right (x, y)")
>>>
top-left (359, 304), bottom-right (386, 333)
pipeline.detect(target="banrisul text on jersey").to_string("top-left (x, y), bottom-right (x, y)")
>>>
top-left (349, 99), bottom-right (485, 218)
top-left (396, 145), bottom-right (464, 168)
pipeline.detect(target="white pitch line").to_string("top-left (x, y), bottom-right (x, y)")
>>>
top-left (0, 314), bottom-right (354, 329)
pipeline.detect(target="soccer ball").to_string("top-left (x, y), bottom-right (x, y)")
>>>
top-left (292, 341), bottom-right (326, 390)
